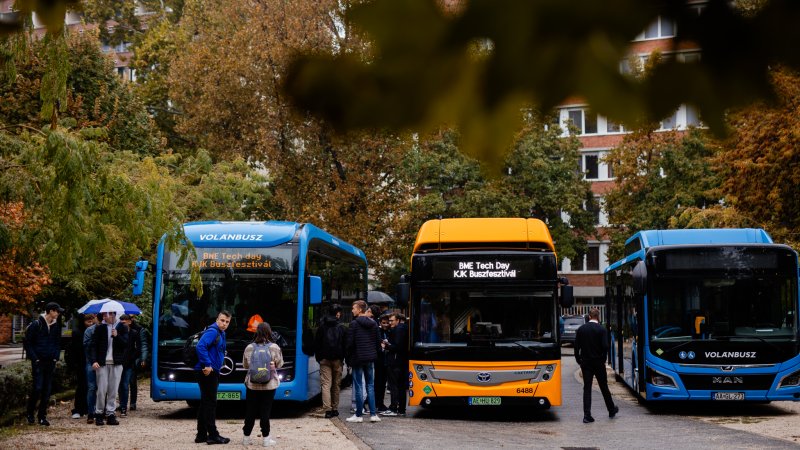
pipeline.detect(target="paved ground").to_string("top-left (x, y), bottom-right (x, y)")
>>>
top-left (0, 344), bottom-right (24, 369)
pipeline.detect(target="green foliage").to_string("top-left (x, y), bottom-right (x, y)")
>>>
top-left (38, 30), bottom-right (69, 123)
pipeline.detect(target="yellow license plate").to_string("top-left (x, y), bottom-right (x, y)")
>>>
top-left (217, 391), bottom-right (241, 400)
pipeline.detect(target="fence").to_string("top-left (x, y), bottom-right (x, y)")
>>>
top-left (561, 304), bottom-right (605, 318)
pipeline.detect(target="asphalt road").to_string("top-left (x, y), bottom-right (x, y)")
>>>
top-left (337, 347), bottom-right (799, 449)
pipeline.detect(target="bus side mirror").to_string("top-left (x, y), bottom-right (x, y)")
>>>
top-left (560, 285), bottom-right (574, 308)
top-left (396, 275), bottom-right (409, 307)
top-left (132, 260), bottom-right (149, 296)
top-left (633, 261), bottom-right (647, 295)
top-left (309, 275), bottom-right (322, 305)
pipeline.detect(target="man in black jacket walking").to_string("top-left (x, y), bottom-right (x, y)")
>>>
top-left (574, 308), bottom-right (618, 423)
top-left (24, 302), bottom-right (64, 426)
top-left (315, 305), bottom-right (346, 418)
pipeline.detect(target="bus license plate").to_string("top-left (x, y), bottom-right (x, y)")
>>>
top-left (217, 391), bottom-right (241, 400)
top-left (469, 397), bottom-right (501, 406)
top-left (713, 392), bottom-right (744, 401)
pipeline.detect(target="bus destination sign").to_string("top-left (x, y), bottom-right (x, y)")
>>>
top-left (193, 251), bottom-right (273, 270)
top-left (432, 258), bottom-right (538, 280)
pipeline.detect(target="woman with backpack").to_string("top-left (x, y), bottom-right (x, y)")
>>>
top-left (242, 322), bottom-right (283, 447)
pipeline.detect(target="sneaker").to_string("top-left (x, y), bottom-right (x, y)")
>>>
top-left (331, 410), bottom-right (339, 417)
top-left (71, 413), bottom-right (81, 419)
top-left (345, 415), bottom-right (363, 423)
top-left (26, 414), bottom-right (35, 425)
top-left (609, 405), bottom-right (619, 418)
top-left (263, 436), bottom-right (277, 447)
top-left (324, 411), bottom-right (334, 419)
top-left (120, 409), bottom-right (127, 417)
top-left (38, 418), bottom-right (50, 426)
top-left (369, 415), bottom-right (381, 422)
top-left (95, 416), bottom-right (105, 426)
top-left (106, 414), bottom-right (119, 426)
top-left (379, 410), bottom-right (397, 417)
top-left (242, 436), bottom-right (251, 445)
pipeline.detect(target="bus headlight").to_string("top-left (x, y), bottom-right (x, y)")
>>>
top-left (778, 370), bottom-right (800, 388)
top-left (647, 366), bottom-right (676, 388)
top-left (414, 364), bottom-right (440, 384)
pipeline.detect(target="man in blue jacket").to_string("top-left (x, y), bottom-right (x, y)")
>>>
top-left (195, 311), bottom-right (231, 445)
top-left (24, 302), bottom-right (64, 426)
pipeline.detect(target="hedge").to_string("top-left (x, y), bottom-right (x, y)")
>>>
top-left (0, 360), bottom-right (75, 418)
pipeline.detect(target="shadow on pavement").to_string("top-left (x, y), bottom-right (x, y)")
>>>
top-left (157, 397), bottom-right (320, 420)
top-left (410, 405), bottom-right (558, 423)
top-left (644, 401), bottom-right (797, 418)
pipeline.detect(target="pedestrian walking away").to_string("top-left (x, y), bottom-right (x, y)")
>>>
top-left (195, 311), bottom-right (231, 445)
top-left (241, 322), bottom-right (284, 447)
top-left (89, 310), bottom-right (129, 426)
top-left (315, 305), bottom-right (346, 419)
top-left (345, 300), bottom-right (381, 424)
top-left (574, 308), bottom-right (618, 424)
top-left (24, 302), bottom-right (64, 426)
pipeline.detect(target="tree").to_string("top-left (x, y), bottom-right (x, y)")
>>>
top-left (0, 202), bottom-right (52, 315)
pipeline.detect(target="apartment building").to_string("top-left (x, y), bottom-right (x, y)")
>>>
top-left (558, 4), bottom-right (706, 314)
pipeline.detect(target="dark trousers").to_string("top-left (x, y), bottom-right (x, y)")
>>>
top-left (580, 360), bottom-right (615, 417)
top-left (72, 362), bottom-right (89, 415)
top-left (388, 363), bottom-right (407, 413)
top-left (27, 360), bottom-right (55, 419)
top-left (118, 366), bottom-right (137, 409)
top-left (243, 388), bottom-right (276, 437)
top-left (374, 362), bottom-right (388, 410)
top-left (196, 371), bottom-right (220, 439)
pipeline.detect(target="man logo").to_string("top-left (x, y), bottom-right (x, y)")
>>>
top-left (712, 376), bottom-right (744, 384)
top-left (219, 356), bottom-right (235, 376)
top-left (476, 372), bottom-right (492, 383)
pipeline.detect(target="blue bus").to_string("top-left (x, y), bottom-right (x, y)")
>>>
top-left (605, 229), bottom-right (800, 402)
top-left (133, 221), bottom-right (367, 403)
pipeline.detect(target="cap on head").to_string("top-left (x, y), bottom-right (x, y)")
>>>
top-left (44, 302), bottom-right (64, 314)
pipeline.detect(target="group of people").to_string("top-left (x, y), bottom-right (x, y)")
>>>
top-left (24, 302), bottom-right (149, 427)
top-left (315, 301), bottom-right (408, 423)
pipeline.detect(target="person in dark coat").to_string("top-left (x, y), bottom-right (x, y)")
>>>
top-left (315, 305), bottom-right (346, 418)
top-left (574, 308), bottom-right (618, 423)
top-left (344, 300), bottom-right (381, 423)
top-left (117, 314), bottom-right (141, 416)
top-left (89, 310), bottom-right (129, 426)
top-left (374, 314), bottom-right (391, 413)
top-left (67, 313), bottom-right (94, 419)
top-left (24, 302), bottom-right (64, 426)
top-left (382, 312), bottom-right (409, 416)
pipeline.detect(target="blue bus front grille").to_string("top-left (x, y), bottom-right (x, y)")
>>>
top-left (680, 374), bottom-right (775, 390)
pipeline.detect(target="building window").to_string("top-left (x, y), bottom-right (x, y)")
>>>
top-left (606, 119), bottom-right (624, 133)
top-left (585, 197), bottom-right (601, 226)
top-left (582, 154), bottom-right (599, 180)
top-left (660, 111), bottom-right (677, 130)
top-left (642, 15), bottom-right (675, 40)
top-left (686, 105), bottom-right (701, 126)
top-left (574, 245), bottom-right (601, 272)
top-left (567, 109), bottom-right (597, 135)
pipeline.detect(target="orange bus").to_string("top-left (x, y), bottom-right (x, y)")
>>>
top-left (397, 218), bottom-right (573, 409)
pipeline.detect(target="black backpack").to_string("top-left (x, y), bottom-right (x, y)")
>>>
top-left (321, 323), bottom-right (345, 360)
top-left (182, 327), bottom-right (220, 367)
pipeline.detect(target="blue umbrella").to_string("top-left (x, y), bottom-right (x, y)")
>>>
top-left (78, 298), bottom-right (142, 315)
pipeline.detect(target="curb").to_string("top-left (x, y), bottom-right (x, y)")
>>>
top-left (329, 416), bottom-right (372, 450)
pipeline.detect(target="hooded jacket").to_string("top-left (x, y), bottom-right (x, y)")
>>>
top-left (347, 315), bottom-right (380, 366)
top-left (24, 315), bottom-right (62, 362)
top-left (89, 320), bottom-right (129, 366)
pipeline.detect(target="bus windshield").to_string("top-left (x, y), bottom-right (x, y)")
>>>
top-left (649, 275), bottom-right (797, 343)
top-left (158, 247), bottom-right (298, 348)
top-left (413, 287), bottom-right (556, 350)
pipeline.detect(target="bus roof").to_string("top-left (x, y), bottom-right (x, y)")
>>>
top-left (606, 228), bottom-right (774, 272)
top-left (413, 218), bottom-right (556, 253)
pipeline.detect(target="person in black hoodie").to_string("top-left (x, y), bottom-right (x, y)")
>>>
top-left (89, 310), bottom-right (129, 426)
top-left (344, 300), bottom-right (381, 423)
top-left (24, 301), bottom-right (64, 426)
top-left (382, 312), bottom-right (409, 416)
top-left (67, 313), bottom-right (94, 419)
top-left (315, 305), bottom-right (346, 418)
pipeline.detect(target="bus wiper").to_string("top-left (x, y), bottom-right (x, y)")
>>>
top-left (712, 335), bottom-right (784, 353)
top-left (506, 340), bottom-right (543, 358)
top-left (659, 339), bottom-right (695, 354)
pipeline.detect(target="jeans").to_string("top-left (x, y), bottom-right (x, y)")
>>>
top-left (196, 371), bottom-right (220, 439)
top-left (86, 364), bottom-right (97, 418)
top-left (319, 359), bottom-right (342, 411)
top-left (27, 360), bottom-right (55, 419)
top-left (242, 388), bottom-right (276, 437)
top-left (118, 366), bottom-right (134, 410)
top-left (351, 362), bottom-right (376, 417)
top-left (95, 364), bottom-right (123, 416)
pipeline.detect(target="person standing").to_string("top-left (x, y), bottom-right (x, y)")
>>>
top-left (24, 302), bottom-right (64, 426)
top-left (68, 313), bottom-right (94, 419)
top-left (382, 312), bottom-right (408, 417)
top-left (195, 311), bottom-right (231, 445)
top-left (117, 314), bottom-right (141, 417)
top-left (134, 315), bottom-right (151, 411)
top-left (315, 305), bottom-right (346, 418)
top-left (241, 322), bottom-right (283, 447)
top-left (345, 300), bottom-right (381, 423)
top-left (83, 314), bottom-right (99, 424)
top-left (374, 314), bottom-right (391, 413)
top-left (89, 310), bottom-right (129, 426)
top-left (574, 308), bottom-right (618, 423)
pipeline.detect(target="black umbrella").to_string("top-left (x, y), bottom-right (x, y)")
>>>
top-left (367, 290), bottom-right (394, 305)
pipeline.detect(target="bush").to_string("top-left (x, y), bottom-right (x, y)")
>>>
top-left (0, 360), bottom-right (75, 418)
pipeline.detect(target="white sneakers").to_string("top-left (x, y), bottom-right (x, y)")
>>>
top-left (71, 413), bottom-right (81, 419)
top-left (263, 436), bottom-right (277, 447)
top-left (345, 415), bottom-right (381, 423)
top-left (243, 436), bottom-right (252, 445)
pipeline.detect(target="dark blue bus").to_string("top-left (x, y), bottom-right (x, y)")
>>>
top-left (605, 229), bottom-right (800, 401)
top-left (133, 221), bottom-right (367, 403)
